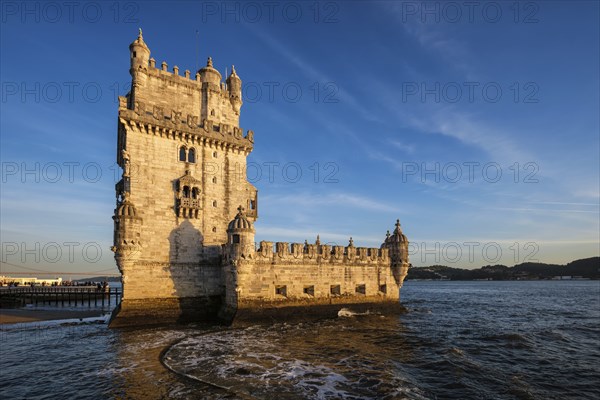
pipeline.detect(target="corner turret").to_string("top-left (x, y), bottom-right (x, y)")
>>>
top-left (129, 28), bottom-right (150, 74)
top-left (382, 219), bottom-right (410, 287)
top-left (225, 206), bottom-right (255, 259)
top-left (383, 219), bottom-right (408, 264)
top-left (111, 192), bottom-right (143, 275)
top-left (199, 57), bottom-right (222, 87)
top-left (226, 65), bottom-right (243, 114)
top-left (128, 28), bottom-right (150, 110)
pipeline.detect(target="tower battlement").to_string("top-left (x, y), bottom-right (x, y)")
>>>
top-left (127, 29), bottom-right (243, 129)
top-left (225, 240), bottom-right (390, 264)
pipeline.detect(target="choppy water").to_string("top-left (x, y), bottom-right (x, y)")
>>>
top-left (1, 281), bottom-right (598, 399)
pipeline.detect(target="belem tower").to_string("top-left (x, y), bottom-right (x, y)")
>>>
top-left (110, 30), bottom-right (410, 327)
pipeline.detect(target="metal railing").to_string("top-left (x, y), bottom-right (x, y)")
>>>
top-left (0, 286), bottom-right (122, 308)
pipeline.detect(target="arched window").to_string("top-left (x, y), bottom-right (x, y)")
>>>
top-left (179, 146), bottom-right (186, 162)
top-left (183, 186), bottom-right (190, 198)
top-left (188, 148), bottom-right (196, 163)
top-left (192, 187), bottom-right (199, 199)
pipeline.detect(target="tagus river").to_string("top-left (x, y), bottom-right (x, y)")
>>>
top-left (1, 281), bottom-right (598, 399)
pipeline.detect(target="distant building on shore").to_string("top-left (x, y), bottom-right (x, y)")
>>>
top-left (110, 30), bottom-right (410, 327)
top-left (0, 276), bottom-right (63, 286)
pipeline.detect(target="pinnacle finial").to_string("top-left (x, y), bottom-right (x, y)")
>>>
top-left (395, 219), bottom-right (401, 230)
top-left (349, 237), bottom-right (354, 247)
top-left (207, 57), bottom-right (213, 68)
top-left (231, 65), bottom-right (236, 75)
top-left (386, 230), bottom-right (390, 238)
top-left (316, 235), bottom-right (321, 245)
top-left (138, 28), bottom-right (143, 39)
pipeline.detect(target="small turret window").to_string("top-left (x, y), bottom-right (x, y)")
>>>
top-left (188, 148), bottom-right (196, 163)
top-left (179, 146), bottom-right (186, 161)
top-left (133, 51), bottom-right (137, 58)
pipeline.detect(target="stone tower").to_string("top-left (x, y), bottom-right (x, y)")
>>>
top-left (111, 30), bottom-right (258, 326)
top-left (110, 31), bottom-right (411, 327)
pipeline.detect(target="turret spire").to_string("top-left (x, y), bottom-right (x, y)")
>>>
top-left (394, 219), bottom-right (401, 234)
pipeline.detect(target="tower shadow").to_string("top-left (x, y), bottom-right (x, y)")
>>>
top-left (167, 220), bottom-right (222, 323)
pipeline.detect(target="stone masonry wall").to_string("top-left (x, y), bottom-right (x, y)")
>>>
top-left (223, 242), bottom-right (403, 319)
top-left (121, 262), bottom-right (222, 300)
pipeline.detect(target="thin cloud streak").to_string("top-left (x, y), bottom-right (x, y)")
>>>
top-left (260, 192), bottom-right (403, 214)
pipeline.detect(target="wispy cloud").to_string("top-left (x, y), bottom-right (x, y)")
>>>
top-left (261, 192), bottom-right (403, 214)
top-left (389, 140), bottom-right (416, 154)
top-left (491, 207), bottom-right (599, 214)
top-left (249, 27), bottom-right (382, 123)
top-left (255, 226), bottom-right (381, 246)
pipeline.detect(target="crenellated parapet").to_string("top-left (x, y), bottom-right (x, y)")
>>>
top-left (252, 239), bottom-right (390, 265)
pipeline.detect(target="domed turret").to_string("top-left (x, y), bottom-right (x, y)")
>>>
top-left (129, 28), bottom-right (150, 73)
top-left (116, 196), bottom-right (138, 217)
top-left (226, 206), bottom-right (255, 259)
top-left (112, 193), bottom-right (143, 272)
top-left (385, 220), bottom-right (408, 245)
top-left (382, 219), bottom-right (410, 287)
top-left (226, 65), bottom-right (242, 114)
top-left (382, 219), bottom-right (409, 264)
top-left (227, 206), bottom-right (255, 234)
top-left (198, 57), bottom-right (222, 86)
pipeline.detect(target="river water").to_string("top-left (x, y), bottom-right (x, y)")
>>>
top-left (1, 281), bottom-right (598, 399)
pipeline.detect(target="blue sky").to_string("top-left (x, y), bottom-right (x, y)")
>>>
top-left (1, 1), bottom-right (598, 276)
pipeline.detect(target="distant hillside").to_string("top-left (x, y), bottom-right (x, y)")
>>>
top-left (406, 257), bottom-right (599, 280)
